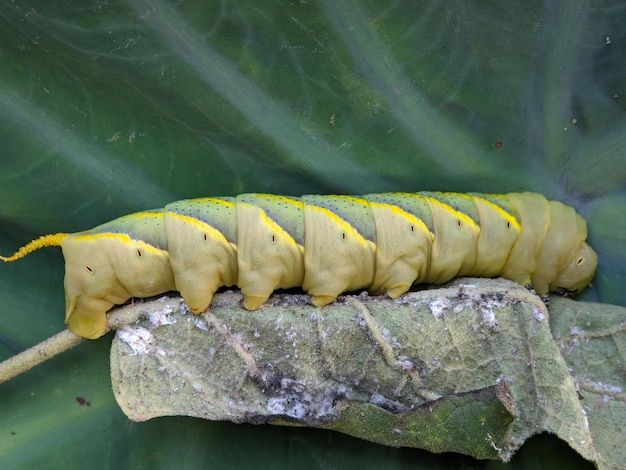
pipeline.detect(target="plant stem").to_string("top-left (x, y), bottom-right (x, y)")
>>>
top-left (0, 330), bottom-right (83, 383)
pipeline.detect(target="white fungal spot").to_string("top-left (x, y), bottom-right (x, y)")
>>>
top-left (481, 307), bottom-right (498, 329)
top-left (179, 300), bottom-right (192, 315)
top-left (456, 283), bottom-right (478, 289)
top-left (369, 392), bottom-right (410, 409)
top-left (453, 303), bottom-right (465, 314)
top-left (117, 327), bottom-right (154, 355)
top-left (148, 304), bottom-right (176, 327)
top-left (194, 318), bottom-right (209, 332)
top-left (533, 307), bottom-right (546, 322)
top-left (429, 298), bottom-right (450, 318)
top-left (265, 379), bottom-right (336, 420)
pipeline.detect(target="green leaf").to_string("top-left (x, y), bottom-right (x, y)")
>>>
top-left (109, 279), bottom-right (621, 466)
top-left (1, 0), bottom-right (624, 468)
top-left (549, 297), bottom-right (626, 469)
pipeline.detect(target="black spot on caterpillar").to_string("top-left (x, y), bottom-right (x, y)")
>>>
top-left (1, 192), bottom-right (597, 339)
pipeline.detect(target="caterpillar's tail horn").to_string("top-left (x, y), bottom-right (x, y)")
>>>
top-left (1, 233), bottom-right (69, 262)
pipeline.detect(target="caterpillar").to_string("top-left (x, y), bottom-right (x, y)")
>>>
top-left (1, 192), bottom-right (597, 339)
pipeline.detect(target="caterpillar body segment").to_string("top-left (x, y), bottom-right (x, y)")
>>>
top-left (236, 195), bottom-right (305, 310)
top-left (164, 198), bottom-right (238, 315)
top-left (2, 192), bottom-right (598, 339)
top-left (61, 213), bottom-right (176, 339)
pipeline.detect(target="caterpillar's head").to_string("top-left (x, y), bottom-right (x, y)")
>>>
top-left (551, 242), bottom-right (598, 294)
top-left (62, 232), bottom-right (175, 339)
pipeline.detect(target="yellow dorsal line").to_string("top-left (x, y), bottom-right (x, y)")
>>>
top-left (1, 233), bottom-right (69, 262)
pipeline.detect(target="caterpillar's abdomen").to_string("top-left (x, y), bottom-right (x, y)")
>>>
top-left (54, 192), bottom-right (597, 338)
top-left (162, 192), bottom-right (588, 312)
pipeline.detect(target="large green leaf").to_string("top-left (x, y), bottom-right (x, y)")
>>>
top-left (107, 281), bottom-right (622, 465)
top-left (1, 1), bottom-right (624, 468)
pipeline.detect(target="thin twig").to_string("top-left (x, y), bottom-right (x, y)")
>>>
top-left (0, 329), bottom-right (84, 384)
top-left (0, 296), bottom-right (175, 383)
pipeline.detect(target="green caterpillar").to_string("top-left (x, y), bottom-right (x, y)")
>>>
top-left (1, 192), bottom-right (597, 339)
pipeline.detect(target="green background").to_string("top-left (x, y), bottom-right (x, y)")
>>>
top-left (1, 1), bottom-right (623, 468)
